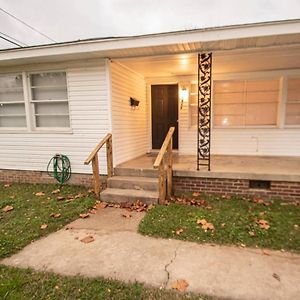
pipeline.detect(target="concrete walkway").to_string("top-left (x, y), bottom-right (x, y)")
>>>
top-left (2, 208), bottom-right (300, 300)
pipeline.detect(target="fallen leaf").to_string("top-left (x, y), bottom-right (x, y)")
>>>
top-left (122, 213), bottom-right (132, 218)
top-left (57, 196), bottom-right (65, 201)
top-left (35, 191), bottom-right (45, 196)
top-left (222, 194), bottom-right (231, 200)
top-left (9, 195), bottom-right (16, 199)
top-left (192, 192), bottom-right (200, 197)
top-left (80, 235), bottom-right (94, 243)
top-left (240, 243), bottom-right (246, 248)
top-left (262, 249), bottom-right (270, 256)
top-left (51, 189), bottom-right (60, 194)
top-left (257, 219), bottom-right (270, 230)
top-left (40, 224), bottom-right (48, 230)
top-left (171, 279), bottom-right (189, 292)
top-left (96, 202), bottom-right (107, 209)
top-left (273, 273), bottom-right (280, 281)
top-left (248, 231), bottom-right (256, 237)
top-left (202, 222), bottom-right (214, 230)
top-left (176, 228), bottom-right (184, 235)
top-left (2, 205), bottom-right (13, 212)
top-left (294, 224), bottom-right (299, 229)
top-left (221, 223), bottom-right (226, 228)
top-left (79, 213), bottom-right (89, 219)
top-left (4, 183), bottom-right (11, 188)
top-left (196, 219), bottom-right (207, 225)
top-left (50, 213), bottom-right (61, 218)
top-left (89, 209), bottom-right (97, 214)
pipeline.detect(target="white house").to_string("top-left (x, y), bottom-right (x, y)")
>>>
top-left (0, 19), bottom-right (299, 202)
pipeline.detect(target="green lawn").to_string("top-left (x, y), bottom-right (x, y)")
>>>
top-left (139, 194), bottom-right (300, 252)
top-left (0, 265), bottom-right (204, 300)
top-left (0, 183), bottom-right (95, 259)
top-left (0, 183), bottom-right (206, 300)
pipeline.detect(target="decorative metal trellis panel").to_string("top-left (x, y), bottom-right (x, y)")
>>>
top-left (197, 53), bottom-right (212, 171)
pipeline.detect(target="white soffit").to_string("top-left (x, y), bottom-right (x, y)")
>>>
top-left (0, 20), bottom-right (300, 66)
top-left (118, 45), bottom-right (300, 77)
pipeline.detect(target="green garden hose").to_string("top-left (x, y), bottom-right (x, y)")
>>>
top-left (47, 154), bottom-right (71, 184)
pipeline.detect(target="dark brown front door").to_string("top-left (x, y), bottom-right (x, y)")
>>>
top-left (151, 84), bottom-right (178, 149)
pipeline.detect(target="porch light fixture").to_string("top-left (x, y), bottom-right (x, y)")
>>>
top-left (180, 86), bottom-right (189, 110)
top-left (129, 97), bottom-right (140, 109)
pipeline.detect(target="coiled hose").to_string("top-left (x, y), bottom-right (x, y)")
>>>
top-left (47, 154), bottom-right (71, 185)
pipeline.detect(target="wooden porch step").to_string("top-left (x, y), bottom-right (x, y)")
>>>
top-left (100, 188), bottom-right (158, 205)
top-left (107, 176), bottom-right (158, 191)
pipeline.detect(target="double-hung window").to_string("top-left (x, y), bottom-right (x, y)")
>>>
top-left (213, 78), bottom-right (280, 127)
top-left (29, 72), bottom-right (70, 128)
top-left (0, 73), bottom-right (26, 128)
top-left (0, 71), bottom-right (70, 131)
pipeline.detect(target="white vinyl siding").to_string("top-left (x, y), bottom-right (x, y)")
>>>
top-left (0, 61), bottom-right (110, 174)
top-left (110, 61), bottom-right (148, 165)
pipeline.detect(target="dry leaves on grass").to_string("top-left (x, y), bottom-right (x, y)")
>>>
top-left (79, 213), bottom-right (89, 219)
top-left (176, 228), bottom-right (184, 235)
top-left (197, 219), bottom-right (215, 231)
top-left (2, 205), bottom-right (14, 212)
top-left (51, 189), bottom-right (60, 194)
top-left (50, 213), bottom-right (61, 218)
top-left (257, 219), bottom-right (270, 230)
top-left (80, 235), bottom-right (94, 243)
top-left (171, 279), bottom-right (189, 292)
top-left (57, 196), bottom-right (65, 201)
top-left (192, 192), bottom-right (200, 197)
top-left (40, 224), bottom-right (48, 230)
top-left (35, 191), bottom-right (45, 196)
top-left (251, 197), bottom-right (271, 206)
top-left (173, 196), bottom-right (208, 207)
top-left (4, 183), bottom-right (11, 188)
top-left (248, 231), bottom-right (256, 237)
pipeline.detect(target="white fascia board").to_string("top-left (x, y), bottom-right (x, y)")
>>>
top-left (0, 20), bottom-right (300, 62)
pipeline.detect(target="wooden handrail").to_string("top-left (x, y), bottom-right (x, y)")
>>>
top-left (84, 133), bottom-right (113, 197)
top-left (84, 133), bottom-right (112, 165)
top-left (153, 127), bottom-right (175, 203)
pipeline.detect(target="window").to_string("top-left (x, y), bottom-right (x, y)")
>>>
top-left (0, 74), bottom-right (26, 127)
top-left (213, 78), bottom-right (279, 127)
top-left (29, 72), bottom-right (70, 128)
top-left (285, 77), bottom-right (300, 125)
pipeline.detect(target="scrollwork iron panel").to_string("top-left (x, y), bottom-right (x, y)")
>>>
top-left (197, 53), bottom-right (212, 171)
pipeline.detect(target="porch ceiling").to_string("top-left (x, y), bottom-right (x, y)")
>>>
top-left (118, 44), bottom-right (300, 77)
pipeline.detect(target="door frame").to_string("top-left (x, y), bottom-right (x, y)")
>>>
top-left (147, 80), bottom-right (180, 152)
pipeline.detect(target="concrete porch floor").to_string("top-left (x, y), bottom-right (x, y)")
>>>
top-left (117, 154), bottom-right (300, 182)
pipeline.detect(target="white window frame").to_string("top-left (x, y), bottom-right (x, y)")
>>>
top-left (0, 72), bottom-right (28, 132)
top-left (0, 70), bottom-right (72, 133)
top-left (283, 75), bottom-right (300, 128)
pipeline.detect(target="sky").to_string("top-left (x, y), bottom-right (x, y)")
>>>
top-left (0, 0), bottom-right (299, 49)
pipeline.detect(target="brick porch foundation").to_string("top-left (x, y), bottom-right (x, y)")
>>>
top-left (0, 169), bottom-right (106, 189)
top-left (173, 176), bottom-right (300, 201)
top-left (0, 169), bottom-right (299, 201)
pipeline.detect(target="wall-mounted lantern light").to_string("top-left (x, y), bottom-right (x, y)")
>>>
top-left (129, 97), bottom-right (140, 109)
top-left (180, 86), bottom-right (189, 110)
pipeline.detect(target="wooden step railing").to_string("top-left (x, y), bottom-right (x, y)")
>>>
top-left (84, 133), bottom-right (113, 197)
top-left (153, 127), bottom-right (175, 203)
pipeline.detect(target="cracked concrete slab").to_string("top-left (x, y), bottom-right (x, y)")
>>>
top-left (2, 207), bottom-right (300, 300)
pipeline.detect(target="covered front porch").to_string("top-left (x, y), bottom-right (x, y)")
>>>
top-left (117, 154), bottom-right (300, 182)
